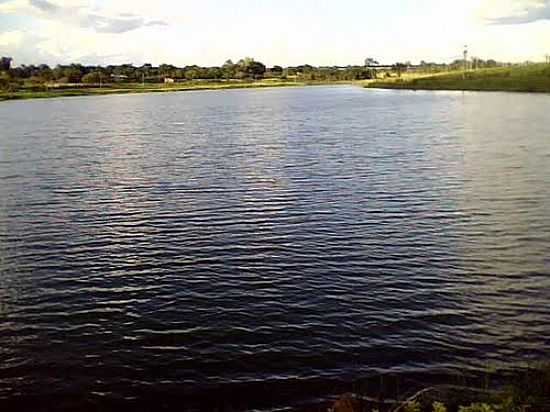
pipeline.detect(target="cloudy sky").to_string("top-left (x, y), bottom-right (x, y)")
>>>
top-left (0, 0), bottom-right (549, 67)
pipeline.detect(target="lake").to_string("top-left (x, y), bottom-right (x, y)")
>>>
top-left (1, 86), bottom-right (549, 411)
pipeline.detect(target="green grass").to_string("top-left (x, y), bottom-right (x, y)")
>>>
top-left (331, 362), bottom-right (550, 412)
top-left (366, 64), bottom-right (550, 93)
top-left (0, 79), bottom-right (315, 101)
top-left (4, 65), bottom-right (550, 100)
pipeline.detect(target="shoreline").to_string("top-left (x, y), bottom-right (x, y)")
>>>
top-left (365, 83), bottom-right (550, 94)
top-left (5, 65), bottom-right (550, 101)
top-left (0, 80), bottom-right (353, 102)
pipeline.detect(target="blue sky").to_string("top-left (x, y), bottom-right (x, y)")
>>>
top-left (1, 0), bottom-right (549, 66)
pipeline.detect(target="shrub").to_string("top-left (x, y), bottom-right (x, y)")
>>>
top-left (433, 401), bottom-right (448, 412)
top-left (459, 403), bottom-right (496, 412)
top-left (404, 400), bottom-right (421, 412)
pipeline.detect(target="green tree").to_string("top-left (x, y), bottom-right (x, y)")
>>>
top-left (393, 62), bottom-right (408, 77)
top-left (62, 65), bottom-right (84, 83)
top-left (235, 57), bottom-right (266, 79)
top-left (82, 71), bottom-right (104, 84)
top-left (268, 65), bottom-right (283, 77)
top-left (37, 64), bottom-right (53, 81)
top-left (206, 67), bottom-right (223, 79)
top-left (0, 70), bottom-right (11, 90)
top-left (365, 57), bottom-right (379, 66)
top-left (184, 66), bottom-right (200, 80)
top-left (221, 59), bottom-right (235, 79)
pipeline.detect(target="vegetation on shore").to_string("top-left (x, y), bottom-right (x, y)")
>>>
top-left (3, 56), bottom-right (548, 100)
top-left (1, 55), bottom-right (522, 101)
top-left (329, 363), bottom-right (550, 412)
top-left (0, 56), bottom-right (379, 101)
top-left (366, 64), bottom-right (550, 93)
top-left (0, 79), bottom-right (320, 101)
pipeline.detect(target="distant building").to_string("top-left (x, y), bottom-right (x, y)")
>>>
top-left (164, 77), bottom-right (175, 84)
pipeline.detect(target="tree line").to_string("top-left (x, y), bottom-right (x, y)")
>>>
top-left (0, 56), bottom-right (378, 90)
top-left (1, 55), bottom-right (513, 91)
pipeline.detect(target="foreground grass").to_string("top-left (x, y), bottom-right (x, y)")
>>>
top-left (0, 79), bottom-right (319, 101)
top-left (330, 363), bottom-right (550, 412)
top-left (366, 64), bottom-right (550, 93)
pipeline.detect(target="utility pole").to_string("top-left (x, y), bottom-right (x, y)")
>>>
top-left (463, 45), bottom-right (468, 79)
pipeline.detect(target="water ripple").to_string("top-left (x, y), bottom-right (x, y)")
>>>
top-left (1, 87), bottom-right (549, 411)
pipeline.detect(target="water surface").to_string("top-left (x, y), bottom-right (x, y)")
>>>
top-left (1, 86), bottom-right (549, 410)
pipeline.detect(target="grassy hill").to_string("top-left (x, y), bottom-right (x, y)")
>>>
top-left (366, 64), bottom-right (550, 93)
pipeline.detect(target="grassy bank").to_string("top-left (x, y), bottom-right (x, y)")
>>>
top-left (0, 79), bottom-right (323, 101)
top-left (329, 363), bottom-right (550, 412)
top-left (366, 64), bottom-right (550, 93)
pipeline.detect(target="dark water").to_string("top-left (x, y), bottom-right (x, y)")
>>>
top-left (1, 86), bottom-right (549, 411)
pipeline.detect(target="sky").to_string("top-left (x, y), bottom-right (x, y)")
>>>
top-left (0, 0), bottom-right (549, 67)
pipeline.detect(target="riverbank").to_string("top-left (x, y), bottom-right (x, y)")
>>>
top-left (365, 64), bottom-right (550, 93)
top-left (0, 79), bottom-right (348, 101)
top-left (328, 364), bottom-right (550, 412)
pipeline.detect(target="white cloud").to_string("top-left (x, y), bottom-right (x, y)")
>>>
top-left (0, 0), bottom-right (168, 33)
top-left (1, 0), bottom-right (549, 66)
top-left (0, 29), bottom-right (25, 46)
top-left (0, 30), bottom-right (57, 65)
top-left (0, 0), bottom-right (177, 65)
top-left (477, 0), bottom-right (550, 24)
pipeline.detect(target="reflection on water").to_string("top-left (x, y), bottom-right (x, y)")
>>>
top-left (0, 87), bottom-right (549, 410)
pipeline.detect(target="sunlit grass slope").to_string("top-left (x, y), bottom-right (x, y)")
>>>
top-left (366, 64), bottom-right (550, 93)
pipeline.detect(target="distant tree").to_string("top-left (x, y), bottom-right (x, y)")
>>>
top-left (37, 64), bottom-right (53, 80)
top-left (0, 70), bottom-right (21, 91)
top-left (172, 68), bottom-right (185, 79)
top-left (1, 57), bottom-right (13, 71)
top-left (235, 57), bottom-right (266, 79)
top-left (222, 59), bottom-right (236, 79)
top-left (392, 62), bottom-right (408, 77)
top-left (0, 70), bottom-right (11, 90)
top-left (205, 67), bottom-right (223, 79)
top-left (284, 67), bottom-right (297, 77)
top-left (5, 57), bottom-right (516, 89)
top-left (248, 61), bottom-right (266, 79)
top-left (365, 57), bottom-right (379, 66)
top-left (113, 64), bottom-right (136, 79)
top-left (60, 64), bottom-right (84, 83)
top-left (159, 64), bottom-right (176, 78)
top-left (268, 65), bottom-right (283, 77)
top-left (52, 65), bottom-right (67, 81)
top-left (139, 63), bottom-right (153, 80)
top-left (82, 71), bottom-right (104, 84)
top-left (184, 66), bottom-right (200, 80)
